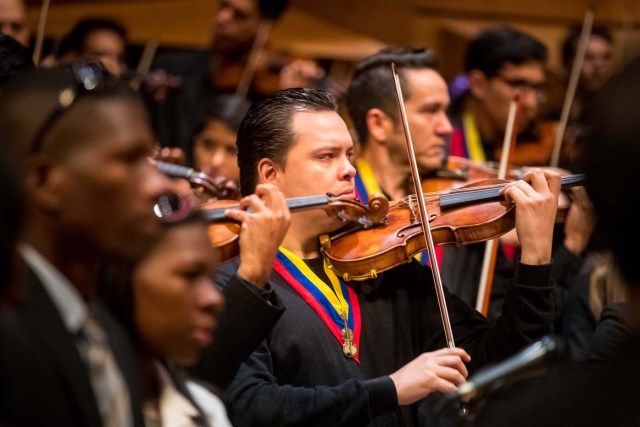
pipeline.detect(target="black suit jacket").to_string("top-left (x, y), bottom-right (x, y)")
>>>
top-left (192, 269), bottom-right (285, 391)
top-left (0, 268), bottom-right (144, 427)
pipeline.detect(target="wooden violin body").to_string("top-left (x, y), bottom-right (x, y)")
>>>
top-left (422, 156), bottom-right (511, 193)
top-left (200, 194), bottom-right (389, 262)
top-left (212, 51), bottom-right (286, 98)
top-left (322, 179), bottom-right (515, 281)
top-left (321, 175), bottom-right (585, 281)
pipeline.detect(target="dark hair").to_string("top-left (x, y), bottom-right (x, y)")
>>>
top-left (347, 47), bottom-right (438, 145)
top-left (561, 25), bottom-right (613, 69)
top-left (0, 65), bottom-right (142, 160)
top-left (189, 95), bottom-right (251, 166)
top-left (57, 17), bottom-right (127, 58)
top-left (584, 56), bottom-right (640, 285)
top-left (236, 88), bottom-right (337, 196)
top-left (465, 26), bottom-right (548, 77)
top-left (0, 34), bottom-right (34, 85)
top-left (258, 0), bottom-right (289, 20)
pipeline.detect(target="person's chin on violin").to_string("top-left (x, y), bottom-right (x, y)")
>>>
top-left (197, 87), bottom-right (562, 427)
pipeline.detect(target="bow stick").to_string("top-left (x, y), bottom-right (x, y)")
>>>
top-left (550, 5), bottom-right (596, 167)
top-left (475, 97), bottom-right (519, 315)
top-left (32, 0), bottom-right (51, 66)
top-left (391, 63), bottom-right (455, 348)
top-left (235, 20), bottom-right (272, 99)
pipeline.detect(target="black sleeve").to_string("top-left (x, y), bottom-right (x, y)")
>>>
top-left (560, 274), bottom-right (597, 361)
top-left (589, 303), bottom-right (633, 362)
top-left (418, 260), bottom-right (555, 373)
top-left (192, 272), bottom-right (284, 390)
top-left (224, 341), bottom-right (398, 427)
top-left (550, 244), bottom-right (585, 317)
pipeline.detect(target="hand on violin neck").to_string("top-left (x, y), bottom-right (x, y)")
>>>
top-left (227, 184), bottom-right (291, 288)
top-left (499, 169), bottom-right (561, 265)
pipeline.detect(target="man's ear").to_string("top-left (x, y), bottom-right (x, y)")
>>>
top-left (468, 70), bottom-right (488, 99)
top-left (365, 108), bottom-right (394, 145)
top-left (23, 156), bottom-right (64, 213)
top-left (257, 158), bottom-right (280, 187)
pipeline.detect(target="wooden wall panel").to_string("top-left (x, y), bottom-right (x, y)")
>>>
top-left (26, 0), bottom-right (386, 60)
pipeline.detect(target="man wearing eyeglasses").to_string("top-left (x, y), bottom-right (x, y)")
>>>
top-left (439, 27), bottom-right (558, 320)
top-left (450, 26), bottom-right (550, 166)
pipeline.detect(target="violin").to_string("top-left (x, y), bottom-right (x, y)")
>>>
top-left (421, 156), bottom-right (510, 193)
top-left (422, 156), bottom-right (568, 193)
top-left (320, 174), bottom-right (585, 282)
top-left (211, 51), bottom-right (286, 99)
top-left (495, 120), bottom-right (557, 167)
top-left (154, 160), bottom-right (240, 201)
top-left (154, 193), bottom-right (389, 261)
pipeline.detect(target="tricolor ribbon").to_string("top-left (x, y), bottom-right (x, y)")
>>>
top-left (354, 158), bottom-right (383, 205)
top-left (273, 247), bottom-right (361, 363)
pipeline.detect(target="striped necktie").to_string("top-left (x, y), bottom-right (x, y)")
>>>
top-left (79, 314), bottom-right (134, 427)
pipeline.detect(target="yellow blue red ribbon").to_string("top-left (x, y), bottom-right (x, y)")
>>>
top-left (273, 247), bottom-right (362, 362)
top-left (354, 158), bottom-right (382, 205)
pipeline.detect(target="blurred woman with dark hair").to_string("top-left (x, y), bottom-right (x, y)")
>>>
top-left (101, 211), bottom-right (232, 426)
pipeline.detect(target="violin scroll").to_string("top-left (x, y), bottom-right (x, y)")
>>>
top-left (323, 193), bottom-right (389, 227)
top-left (154, 160), bottom-right (240, 201)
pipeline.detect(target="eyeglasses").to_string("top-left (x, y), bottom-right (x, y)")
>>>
top-left (30, 61), bottom-right (113, 154)
top-left (493, 74), bottom-right (548, 103)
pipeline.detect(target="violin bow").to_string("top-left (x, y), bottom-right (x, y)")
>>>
top-left (475, 98), bottom-right (520, 315)
top-left (235, 19), bottom-right (273, 99)
top-left (32, 0), bottom-right (51, 66)
top-left (391, 63), bottom-right (455, 348)
top-left (550, 4), bottom-right (597, 167)
top-left (130, 38), bottom-right (159, 91)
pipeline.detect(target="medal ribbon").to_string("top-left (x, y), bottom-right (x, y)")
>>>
top-left (462, 111), bottom-right (486, 162)
top-left (273, 247), bottom-right (361, 362)
top-left (354, 158), bottom-right (383, 205)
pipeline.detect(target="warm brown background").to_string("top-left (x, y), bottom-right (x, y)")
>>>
top-left (25, 0), bottom-right (640, 78)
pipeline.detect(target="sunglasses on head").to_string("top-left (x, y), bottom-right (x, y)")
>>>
top-left (30, 60), bottom-right (115, 154)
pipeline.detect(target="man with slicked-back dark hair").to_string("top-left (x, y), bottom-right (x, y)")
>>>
top-left (218, 87), bottom-right (562, 427)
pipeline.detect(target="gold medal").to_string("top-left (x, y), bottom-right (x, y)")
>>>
top-left (341, 317), bottom-right (358, 358)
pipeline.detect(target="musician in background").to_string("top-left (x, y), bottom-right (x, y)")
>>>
top-left (189, 94), bottom-right (251, 185)
top-left (450, 26), bottom-right (550, 166)
top-left (148, 0), bottom-right (323, 154)
top-left (0, 0), bottom-right (29, 47)
top-left (474, 55), bottom-right (640, 427)
top-left (441, 27), bottom-right (576, 318)
top-left (346, 47), bottom-right (452, 203)
top-left (551, 25), bottom-right (616, 171)
top-left (215, 87), bottom-right (561, 427)
top-left (560, 25), bottom-right (615, 121)
top-left (56, 18), bottom-right (128, 78)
